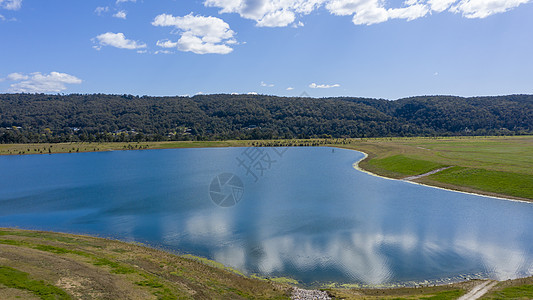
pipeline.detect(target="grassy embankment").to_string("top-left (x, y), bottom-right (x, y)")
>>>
top-left (1, 135), bottom-right (532, 200)
top-left (2, 228), bottom-right (532, 299)
top-left (327, 277), bottom-right (533, 300)
top-left (480, 276), bottom-right (533, 299)
top-left (0, 228), bottom-right (291, 299)
top-left (339, 136), bottom-right (533, 201)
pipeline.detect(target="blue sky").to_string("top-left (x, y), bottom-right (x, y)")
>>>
top-left (0, 0), bottom-right (532, 99)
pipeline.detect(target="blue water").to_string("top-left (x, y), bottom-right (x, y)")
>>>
top-left (0, 147), bottom-right (531, 286)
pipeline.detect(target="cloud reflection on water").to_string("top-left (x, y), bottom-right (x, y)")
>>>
top-left (0, 147), bottom-right (531, 286)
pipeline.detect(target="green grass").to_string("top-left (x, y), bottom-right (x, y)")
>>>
top-left (341, 136), bottom-right (533, 200)
top-left (136, 279), bottom-right (165, 288)
top-left (0, 230), bottom-right (102, 248)
top-left (92, 257), bottom-right (136, 274)
top-left (420, 289), bottom-right (465, 299)
top-left (428, 166), bottom-right (533, 199)
top-left (181, 254), bottom-right (245, 277)
top-left (0, 238), bottom-right (26, 246)
top-left (0, 238), bottom-right (92, 258)
top-left (367, 155), bottom-right (446, 177)
top-left (0, 266), bottom-right (71, 300)
top-left (329, 286), bottom-right (467, 299)
top-left (135, 276), bottom-right (178, 299)
top-left (482, 284), bottom-right (533, 299)
top-left (364, 289), bottom-right (464, 300)
top-left (389, 289), bottom-right (464, 300)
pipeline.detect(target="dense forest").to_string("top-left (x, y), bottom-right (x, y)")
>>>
top-left (0, 93), bottom-right (531, 143)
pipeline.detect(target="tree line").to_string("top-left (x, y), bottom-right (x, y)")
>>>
top-left (0, 93), bottom-right (531, 143)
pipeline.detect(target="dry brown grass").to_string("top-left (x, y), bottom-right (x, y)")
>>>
top-left (1, 228), bottom-right (530, 299)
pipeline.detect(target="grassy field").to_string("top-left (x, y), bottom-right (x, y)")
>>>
top-left (1, 228), bottom-right (531, 299)
top-left (365, 155), bottom-right (446, 177)
top-left (0, 140), bottom-right (251, 155)
top-left (0, 135), bottom-right (532, 200)
top-left (338, 136), bottom-right (533, 201)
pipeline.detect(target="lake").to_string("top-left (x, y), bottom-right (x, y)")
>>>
top-left (0, 147), bottom-right (531, 287)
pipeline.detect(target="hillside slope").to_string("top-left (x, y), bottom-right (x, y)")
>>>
top-left (0, 94), bottom-right (531, 142)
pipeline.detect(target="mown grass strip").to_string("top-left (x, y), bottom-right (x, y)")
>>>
top-left (428, 167), bottom-right (533, 199)
top-left (0, 266), bottom-right (71, 300)
top-left (367, 155), bottom-right (446, 177)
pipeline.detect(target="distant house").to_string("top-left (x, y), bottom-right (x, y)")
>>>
top-left (112, 129), bottom-right (137, 135)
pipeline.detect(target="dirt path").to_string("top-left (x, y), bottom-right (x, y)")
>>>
top-left (403, 166), bottom-right (453, 181)
top-left (457, 280), bottom-right (498, 300)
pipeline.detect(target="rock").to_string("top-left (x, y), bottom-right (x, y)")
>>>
top-left (291, 287), bottom-right (331, 300)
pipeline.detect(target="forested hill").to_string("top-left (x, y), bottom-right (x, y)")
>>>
top-left (0, 93), bottom-right (532, 143)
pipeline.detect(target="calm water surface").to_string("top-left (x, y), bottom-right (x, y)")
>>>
top-left (0, 147), bottom-right (531, 286)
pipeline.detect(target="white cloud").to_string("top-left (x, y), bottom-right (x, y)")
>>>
top-left (326, 0), bottom-right (369, 16)
top-left (6, 72), bottom-right (82, 93)
top-left (0, 14), bottom-right (15, 21)
top-left (256, 9), bottom-right (296, 27)
top-left (292, 21), bottom-right (305, 27)
top-left (152, 13), bottom-right (237, 54)
top-left (0, 0), bottom-right (22, 10)
top-left (204, 0), bottom-right (531, 26)
top-left (286, 87), bottom-right (295, 90)
top-left (204, 0), bottom-right (324, 27)
top-left (309, 82), bottom-right (340, 88)
top-left (248, 92), bottom-right (258, 95)
top-left (93, 32), bottom-right (147, 50)
top-left (154, 50), bottom-right (174, 54)
top-left (156, 39), bottom-right (178, 48)
top-left (261, 81), bottom-right (274, 87)
top-left (116, 0), bottom-right (135, 3)
top-left (95, 6), bottom-right (109, 15)
top-left (388, 3), bottom-right (430, 21)
top-left (177, 32), bottom-right (234, 54)
top-left (427, 0), bottom-right (457, 12)
top-left (113, 10), bottom-right (127, 19)
top-left (352, 7), bottom-right (389, 25)
top-left (327, 0), bottom-right (428, 25)
top-left (6, 72), bottom-right (28, 81)
top-left (450, 0), bottom-right (530, 18)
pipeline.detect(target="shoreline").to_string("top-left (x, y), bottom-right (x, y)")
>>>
top-left (1, 227), bottom-right (530, 291)
top-left (1, 141), bottom-right (531, 203)
top-left (351, 150), bottom-right (533, 204)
